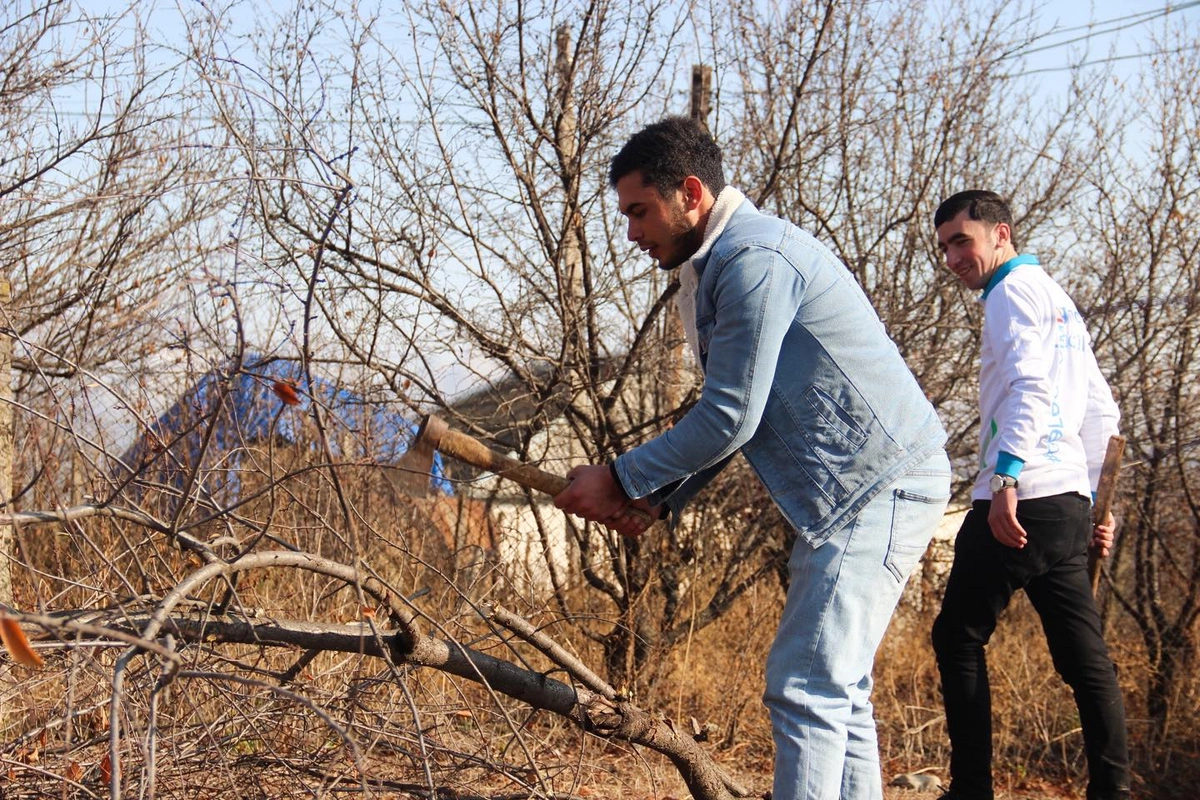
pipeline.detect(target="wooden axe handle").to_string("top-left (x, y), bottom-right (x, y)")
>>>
top-left (1087, 434), bottom-right (1126, 596)
top-left (435, 425), bottom-right (571, 497)
top-left (423, 418), bottom-right (655, 526)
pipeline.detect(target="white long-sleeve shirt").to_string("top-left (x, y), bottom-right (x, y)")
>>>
top-left (973, 257), bottom-right (1120, 502)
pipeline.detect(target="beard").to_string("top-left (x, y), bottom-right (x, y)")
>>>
top-left (657, 212), bottom-right (706, 271)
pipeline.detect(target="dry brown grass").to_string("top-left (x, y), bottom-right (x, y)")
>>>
top-left (2, 506), bottom-right (1198, 799)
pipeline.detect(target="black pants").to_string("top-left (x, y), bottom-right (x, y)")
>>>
top-left (931, 493), bottom-right (1130, 800)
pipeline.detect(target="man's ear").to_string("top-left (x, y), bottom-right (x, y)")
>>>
top-left (994, 221), bottom-right (1012, 249)
top-left (681, 175), bottom-right (705, 211)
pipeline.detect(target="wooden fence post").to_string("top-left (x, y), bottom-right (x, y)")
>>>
top-left (660, 66), bottom-right (714, 420)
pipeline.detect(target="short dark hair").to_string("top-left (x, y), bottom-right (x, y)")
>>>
top-left (934, 190), bottom-right (1018, 248)
top-left (609, 116), bottom-right (726, 196)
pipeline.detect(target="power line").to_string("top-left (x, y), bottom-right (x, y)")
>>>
top-left (1015, 40), bottom-right (1200, 76)
top-left (1011, 0), bottom-right (1200, 59)
top-left (32, 32), bottom-right (1197, 129)
top-left (1032, 4), bottom-right (1188, 37)
top-left (18, 1), bottom-right (1200, 127)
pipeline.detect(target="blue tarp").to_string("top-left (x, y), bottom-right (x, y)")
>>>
top-left (122, 353), bottom-right (451, 498)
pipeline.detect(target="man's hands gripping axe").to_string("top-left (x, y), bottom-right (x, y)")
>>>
top-left (553, 464), bottom-right (661, 538)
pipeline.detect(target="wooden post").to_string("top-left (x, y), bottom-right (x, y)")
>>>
top-left (556, 26), bottom-right (585, 360)
top-left (659, 66), bottom-right (714, 421)
top-left (690, 65), bottom-right (712, 132)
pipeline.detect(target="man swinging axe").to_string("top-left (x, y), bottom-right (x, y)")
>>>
top-left (554, 117), bottom-right (950, 800)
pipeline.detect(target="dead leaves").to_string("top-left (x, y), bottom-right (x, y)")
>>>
top-left (99, 752), bottom-right (112, 784)
top-left (271, 380), bottom-right (302, 406)
top-left (0, 616), bottom-right (43, 668)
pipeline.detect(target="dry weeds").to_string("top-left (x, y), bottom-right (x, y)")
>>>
top-left (1, 525), bottom-right (1195, 799)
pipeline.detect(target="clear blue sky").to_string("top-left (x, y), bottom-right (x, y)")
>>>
top-left (98, 0), bottom-right (1200, 101)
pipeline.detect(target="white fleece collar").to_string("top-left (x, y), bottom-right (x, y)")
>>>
top-left (677, 186), bottom-right (748, 366)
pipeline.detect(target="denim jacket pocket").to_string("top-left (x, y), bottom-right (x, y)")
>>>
top-left (770, 384), bottom-right (869, 484)
top-left (800, 385), bottom-right (868, 451)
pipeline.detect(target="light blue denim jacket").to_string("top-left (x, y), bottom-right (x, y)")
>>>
top-left (613, 203), bottom-right (947, 547)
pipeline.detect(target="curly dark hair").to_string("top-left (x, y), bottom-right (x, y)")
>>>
top-left (608, 116), bottom-right (726, 196)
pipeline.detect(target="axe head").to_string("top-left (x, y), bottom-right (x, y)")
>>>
top-left (392, 414), bottom-right (451, 496)
top-left (413, 414), bottom-right (450, 458)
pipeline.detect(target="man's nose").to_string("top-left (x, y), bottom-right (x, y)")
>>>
top-left (627, 220), bottom-right (640, 242)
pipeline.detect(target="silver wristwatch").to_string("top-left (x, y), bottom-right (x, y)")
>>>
top-left (989, 473), bottom-right (1019, 493)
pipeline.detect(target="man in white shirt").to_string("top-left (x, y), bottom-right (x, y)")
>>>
top-left (930, 190), bottom-right (1130, 800)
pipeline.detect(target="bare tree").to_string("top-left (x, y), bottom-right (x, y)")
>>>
top-left (1076, 23), bottom-right (1200, 775)
top-left (4, 0), bottom-right (1200, 796)
top-left (711, 0), bottom-right (1120, 496)
top-left (179, 0), bottom-right (772, 694)
top-left (2, 1), bottom-right (233, 381)
top-left (0, 1), bottom-right (237, 611)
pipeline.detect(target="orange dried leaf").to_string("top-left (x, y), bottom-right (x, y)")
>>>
top-left (0, 617), bottom-right (43, 668)
top-left (65, 761), bottom-right (83, 781)
top-left (99, 752), bottom-right (112, 784)
top-left (271, 380), bottom-right (301, 406)
top-left (360, 606), bottom-right (376, 619)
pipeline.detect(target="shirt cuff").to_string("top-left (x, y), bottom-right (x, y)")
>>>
top-left (995, 451), bottom-right (1025, 479)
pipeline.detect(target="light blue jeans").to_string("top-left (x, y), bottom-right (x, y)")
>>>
top-left (764, 450), bottom-right (950, 800)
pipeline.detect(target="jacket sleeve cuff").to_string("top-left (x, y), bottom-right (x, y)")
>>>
top-left (613, 454), bottom-right (683, 506)
top-left (608, 461), bottom-right (631, 500)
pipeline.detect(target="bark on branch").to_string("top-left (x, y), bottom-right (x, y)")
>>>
top-left (20, 550), bottom-right (753, 800)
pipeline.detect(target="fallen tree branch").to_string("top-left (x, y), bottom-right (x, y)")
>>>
top-left (5, 499), bottom-right (752, 799)
top-left (482, 602), bottom-right (618, 701)
top-left (1, 503), bottom-right (220, 562)
top-left (25, 585), bottom-right (753, 799)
